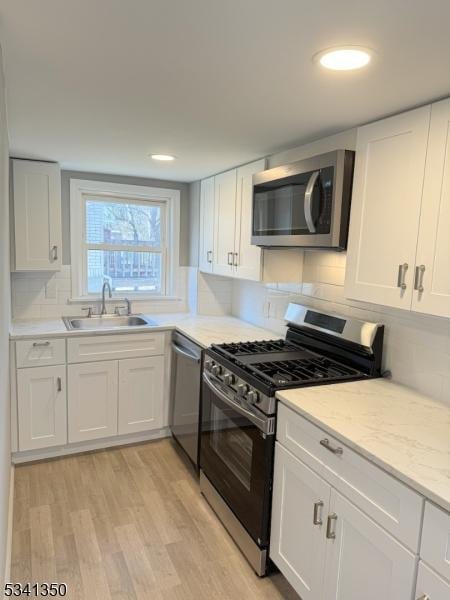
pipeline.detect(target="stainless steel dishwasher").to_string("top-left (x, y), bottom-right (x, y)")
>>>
top-left (169, 332), bottom-right (202, 468)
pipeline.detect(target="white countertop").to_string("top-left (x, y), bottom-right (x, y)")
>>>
top-left (277, 379), bottom-right (450, 512)
top-left (9, 313), bottom-right (279, 348)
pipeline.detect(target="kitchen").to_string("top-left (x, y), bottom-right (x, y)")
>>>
top-left (0, 1), bottom-right (449, 599)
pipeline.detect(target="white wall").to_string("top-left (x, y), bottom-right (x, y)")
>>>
top-left (0, 43), bottom-right (12, 590)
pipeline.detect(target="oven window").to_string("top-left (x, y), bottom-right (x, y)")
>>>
top-left (211, 404), bottom-right (253, 491)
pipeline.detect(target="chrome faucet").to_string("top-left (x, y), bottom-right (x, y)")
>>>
top-left (101, 281), bottom-right (112, 315)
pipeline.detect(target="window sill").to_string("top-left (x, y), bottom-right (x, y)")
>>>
top-left (69, 295), bottom-right (183, 304)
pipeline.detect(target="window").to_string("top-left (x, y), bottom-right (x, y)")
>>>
top-left (70, 179), bottom-right (180, 299)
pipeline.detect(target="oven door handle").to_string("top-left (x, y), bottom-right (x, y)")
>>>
top-left (304, 170), bottom-right (320, 233)
top-left (202, 372), bottom-right (274, 435)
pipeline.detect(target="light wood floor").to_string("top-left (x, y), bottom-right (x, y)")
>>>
top-left (11, 438), bottom-right (299, 599)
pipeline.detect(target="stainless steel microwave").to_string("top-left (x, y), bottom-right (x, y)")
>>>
top-left (251, 149), bottom-right (355, 250)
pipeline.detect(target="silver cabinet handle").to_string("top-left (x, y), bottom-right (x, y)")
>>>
top-left (227, 252), bottom-right (233, 266)
top-left (320, 438), bottom-right (343, 455)
top-left (313, 501), bottom-right (324, 525)
top-left (233, 252), bottom-right (239, 267)
top-left (304, 170), bottom-right (320, 233)
top-left (32, 341), bottom-right (50, 347)
top-left (326, 513), bottom-right (337, 539)
top-left (207, 250), bottom-right (213, 263)
top-left (414, 264), bottom-right (426, 293)
top-left (51, 245), bottom-right (58, 261)
top-left (397, 263), bottom-right (408, 290)
top-left (56, 377), bottom-right (62, 392)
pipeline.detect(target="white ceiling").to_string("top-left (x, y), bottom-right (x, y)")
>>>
top-left (0, 0), bottom-right (449, 182)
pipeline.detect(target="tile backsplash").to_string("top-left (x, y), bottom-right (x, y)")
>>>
top-left (232, 251), bottom-right (450, 405)
top-left (11, 265), bottom-right (189, 319)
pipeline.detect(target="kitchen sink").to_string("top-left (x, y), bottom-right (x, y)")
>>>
top-left (62, 314), bottom-right (158, 331)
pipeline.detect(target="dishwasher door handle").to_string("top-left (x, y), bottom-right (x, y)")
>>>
top-left (171, 342), bottom-right (201, 363)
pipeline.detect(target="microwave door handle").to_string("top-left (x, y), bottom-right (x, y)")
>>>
top-left (202, 372), bottom-right (272, 434)
top-left (304, 170), bottom-right (320, 233)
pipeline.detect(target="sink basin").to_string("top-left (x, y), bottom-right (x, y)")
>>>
top-left (63, 314), bottom-right (158, 331)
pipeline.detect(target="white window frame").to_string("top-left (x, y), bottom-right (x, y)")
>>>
top-left (70, 179), bottom-right (180, 301)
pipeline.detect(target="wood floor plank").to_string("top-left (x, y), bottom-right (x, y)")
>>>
top-left (11, 438), bottom-right (298, 599)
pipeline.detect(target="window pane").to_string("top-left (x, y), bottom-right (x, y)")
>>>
top-left (87, 250), bottom-right (162, 294)
top-left (86, 199), bottom-right (161, 246)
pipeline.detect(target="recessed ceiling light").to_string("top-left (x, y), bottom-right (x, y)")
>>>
top-left (150, 154), bottom-right (176, 161)
top-left (314, 46), bottom-right (372, 71)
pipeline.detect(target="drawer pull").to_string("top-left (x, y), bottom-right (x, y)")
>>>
top-left (320, 438), bottom-right (343, 455)
top-left (326, 513), bottom-right (337, 539)
top-left (56, 377), bottom-right (62, 392)
top-left (313, 501), bottom-right (323, 525)
top-left (32, 341), bottom-right (51, 347)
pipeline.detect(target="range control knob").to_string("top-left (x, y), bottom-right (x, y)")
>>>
top-left (237, 383), bottom-right (249, 397)
top-left (211, 364), bottom-right (222, 376)
top-left (223, 372), bottom-right (235, 385)
top-left (204, 360), bottom-right (214, 372)
top-left (247, 390), bottom-right (259, 404)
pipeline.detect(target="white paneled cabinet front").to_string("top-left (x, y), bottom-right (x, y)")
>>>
top-left (234, 159), bottom-right (266, 280)
top-left (270, 443), bottom-right (330, 600)
top-left (12, 159), bottom-right (62, 271)
top-left (118, 356), bottom-right (164, 435)
top-left (68, 360), bottom-right (118, 443)
top-left (412, 98), bottom-right (450, 318)
top-left (323, 489), bottom-right (417, 600)
top-left (213, 169), bottom-right (238, 276)
top-left (17, 365), bottom-right (67, 451)
top-left (345, 106), bottom-right (431, 309)
top-left (198, 176), bottom-right (215, 273)
top-left (415, 561), bottom-right (450, 600)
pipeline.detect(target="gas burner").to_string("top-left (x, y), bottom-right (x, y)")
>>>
top-left (213, 339), bottom-right (299, 358)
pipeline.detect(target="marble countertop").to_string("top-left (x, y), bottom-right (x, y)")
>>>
top-left (9, 313), bottom-right (279, 349)
top-left (277, 379), bottom-right (450, 512)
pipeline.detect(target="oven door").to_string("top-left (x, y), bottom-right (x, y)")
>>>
top-left (200, 372), bottom-right (275, 547)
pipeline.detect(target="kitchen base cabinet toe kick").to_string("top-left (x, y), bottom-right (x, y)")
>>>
top-left (11, 332), bottom-right (169, 461)
top-left (270, 403), bottom-right (450, 600)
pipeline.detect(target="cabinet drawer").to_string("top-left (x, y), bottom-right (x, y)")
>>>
top-left (420, 501), bottom-right (450, 580)
top-left (16, 338), bottom-right (66, 368)
top-left (67, 332), bottom-right (165, 363)
top-left (416, 562), bottom-right (450, 600)
top-left (277, 402), bottom-right (423, 551)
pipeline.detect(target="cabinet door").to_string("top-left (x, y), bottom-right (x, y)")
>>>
top-left (13, 160), bottom-right (62, 271)
top-left (234, 159), bottom-right (265, 281)
top-left (68, 361), bottom-right (118, 442)
top-left (199, 177), bottom-right (215, 273)
top-left (345, 106), bottom-right (430, 309)
top-left (17, 365), bottom-right (67, 451)
top-left (323, 490), bottom-right (417, 600)
top-left (213, 169), bottom-right (237, 276)
top-left (270, 443), bottom-right (330, 600)
top-left (415, 561), bottom-right (450, 600)
top-left (412, 99), bottom-right (450, 318)
top-left (118, 356), bottom-right (164, 435)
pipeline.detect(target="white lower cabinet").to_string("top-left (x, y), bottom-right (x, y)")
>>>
top-left (118, 356), bottom-right (164, 435)
top-left (68, 360), bottom-right (118, 443)
top-left (323, 489), bottom-right (417, 600)
top-left (17, 365), bottom-right (67, 451)
top-left (415, 561), bottom-right (450, 600)
top-left (270, 443), bottom-right (330, 600)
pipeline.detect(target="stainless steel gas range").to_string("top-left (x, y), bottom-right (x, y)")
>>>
top-left (199, 303), bottom-right (384, 576)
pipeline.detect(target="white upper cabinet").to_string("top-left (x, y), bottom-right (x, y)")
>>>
top-left (213, 168), bottom-right (238, 276)
top-left (12, 159), bottom-right (62, 271)
top-left (412, 98), bottom-right (450, 318)
top-left (234, 159), bottom-right (266, 280)
top-left (345, 106), bottom-right (431, 309)
top-left (198, 176), bottom-right (215, 273)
